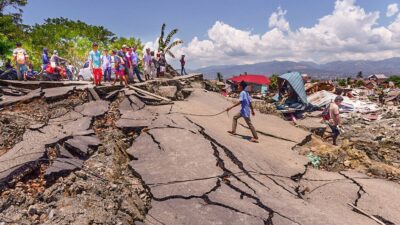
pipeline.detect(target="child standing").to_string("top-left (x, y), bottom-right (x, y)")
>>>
top-left (89, 42), bottom-right (102, 86)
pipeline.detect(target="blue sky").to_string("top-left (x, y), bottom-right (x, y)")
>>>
top-left (22, 0), bottom-right (400, 68)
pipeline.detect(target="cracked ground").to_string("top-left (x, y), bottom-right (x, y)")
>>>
top-left (129, 89), bottom-right (400, 225)
top-left (1, 80), bottom-right (400, 225)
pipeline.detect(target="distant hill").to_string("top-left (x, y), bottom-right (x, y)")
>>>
top-left (193, 57), bottom-right (400, 80)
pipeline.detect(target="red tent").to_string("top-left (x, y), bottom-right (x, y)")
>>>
top-left (228, 74), bottom-right (270, 86)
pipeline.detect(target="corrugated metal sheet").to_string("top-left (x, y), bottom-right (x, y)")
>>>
top-left (278, 72), bottom-right (308, 105)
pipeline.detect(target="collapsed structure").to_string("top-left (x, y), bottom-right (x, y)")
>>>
top-left (0, 73), bottom-right (399, 225)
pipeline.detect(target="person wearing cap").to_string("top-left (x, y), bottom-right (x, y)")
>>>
top-left (12, 42), bottom-right (28, 80)
top-left (180, 55), bottom-right (187, 75)
top-left (326, 95), bottom-right (343, 145)
top-left (111, 49), bottom-right (128, 87)
top-left (130, 46), bottom-right (144, 82)
top-left (226, 81), bottom-right (259, 143)
top-left (89, 42), bottom-right (102, 86)
top-left (50, 50), bottom-right (66, 69)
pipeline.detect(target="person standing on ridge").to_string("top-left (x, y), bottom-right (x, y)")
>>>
top-left (326, 96), bottom-right (343, 146)
top-left (12, 42), bottom-right (29, 81)
top-left (42, 48), bottom-right (49, 70)
top-left (226, 81), bottom-right (259, 143)
top-left (101, 49), bottom-right (112, 82)
top-left (89, 42), bottom-right (102, 86)
top-left (180, 55), bottom-right (187, 75)
top-left (118, 45), bottom-right (130, 83)
top-left (143, 48), bottom-right (152, 80)
top-left (130, 46), bottom-right (144, 82)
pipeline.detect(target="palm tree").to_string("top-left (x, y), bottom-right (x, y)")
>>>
top-left (158, 23), bottom-right (183, 58)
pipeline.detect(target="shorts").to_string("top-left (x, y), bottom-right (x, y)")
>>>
top-left (18, 64), bottom-right (28, 73)
top-left (124, 66), bottom-right (129, 75)
top-left (115, 69), bottom-right (124, 77)
top-left (329, 124), bottom-right (340, 137)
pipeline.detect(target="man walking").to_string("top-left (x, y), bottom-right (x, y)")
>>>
top-left (89, 42), bottom-right (102, 86)
top-left (12, 42), bottom-right (28, 81)
top-left (226, 81), bottom-right (259, 143)
top-left (326, 96), bottom-right (343, 145)
top-left (180, 55), bottom-right (187, 75)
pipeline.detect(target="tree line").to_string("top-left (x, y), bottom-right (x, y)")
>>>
top-left (0, 1), bottom-right (142, 70)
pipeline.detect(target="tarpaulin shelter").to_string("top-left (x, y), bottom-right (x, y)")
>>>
top-left (228, 74), bottom-right (270, 86)
top-left (277, 72), bottom-right (308, 105)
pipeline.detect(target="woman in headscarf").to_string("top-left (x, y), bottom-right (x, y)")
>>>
top-left (42, 48), bottom-right (49, 70)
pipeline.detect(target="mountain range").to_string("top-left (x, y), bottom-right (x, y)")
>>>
top-left (193, 57), bottom-right (400, 80)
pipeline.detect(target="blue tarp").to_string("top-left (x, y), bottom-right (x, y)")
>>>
top-left (278, 72), bottom-right (308, 105)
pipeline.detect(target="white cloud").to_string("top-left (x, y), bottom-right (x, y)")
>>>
top-left (153, 0), bottom-right (400, 68)
top-left (387, 3), bottom-right (399, 17)
top-left (268, 7), bottom-right (290, 32)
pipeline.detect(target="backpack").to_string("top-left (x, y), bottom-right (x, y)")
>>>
top-left (321, 103), bottom-right (331, 121)
top-left (16, 49), bottom-right (26, 64)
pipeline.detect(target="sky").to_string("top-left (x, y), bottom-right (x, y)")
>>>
top-left (22, 0), bottom-right (400, 69)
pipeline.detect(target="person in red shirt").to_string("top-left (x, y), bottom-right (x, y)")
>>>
top-left (180, 55), bottom-right (187, 75)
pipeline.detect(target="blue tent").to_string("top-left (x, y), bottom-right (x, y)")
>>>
top-left (278, 72), bottom-right (308, 105)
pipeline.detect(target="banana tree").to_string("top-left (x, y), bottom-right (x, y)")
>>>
top-left (158, 24), bottom-right (183, 76)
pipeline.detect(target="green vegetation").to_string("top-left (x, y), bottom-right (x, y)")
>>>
top-left (0, 1), bottom-right (144, 70)
top-left (158, 23), bottom-right (183, 58)
top-left (269, 74), bottom-right (279, 91)
top-left (386, 75), bottom-right (400, 87)
top-left (337, 78), bottom-right (347, 87)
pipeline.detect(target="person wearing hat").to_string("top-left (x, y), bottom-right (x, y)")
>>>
top-left (50, 50), bottom-right (66, 69)
top-left (89, 42), bottom-right (102, 86)
top-left (226, 81), bottom-right (259, 143)
top-left (180, 54), bottom-right (187, 75)
top-left (118, 44), bottom-right (130, 83)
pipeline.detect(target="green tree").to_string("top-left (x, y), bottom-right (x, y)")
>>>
top-left (269, 74), bottom-right (279, 92)
top-left (0, 0), bottom-right (27, 22)
top-left (26, 18), bottom-right (116, 68)
top-left (0, 0), bottom-right (27, 59)
top-left (387, 75), bottom-right (400, 87)
top-left (158, 23), bottom-right (182, 58)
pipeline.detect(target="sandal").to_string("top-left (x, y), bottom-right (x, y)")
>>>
top-left (250, 138), bottom-right (259, 143)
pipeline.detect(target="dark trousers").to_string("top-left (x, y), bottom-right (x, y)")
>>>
top-left (232, 113), bottom-right (258, 139)
top-left (133, 66), bottom-right (143, 82)
top-left (103, 67), bottom-right (111, 82)
top-left (329, 124), bottom-right (340, 145)
top-left (181, 66), bottom-right (187, 75)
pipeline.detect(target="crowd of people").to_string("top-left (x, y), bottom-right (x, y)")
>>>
top-left (7, 42), bottom-right (189, 85)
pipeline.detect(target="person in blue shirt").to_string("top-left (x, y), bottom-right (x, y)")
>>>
top-left (226, 81), bottom-right (259, 143)
top-left (42, 48), bottom-right (49, 70)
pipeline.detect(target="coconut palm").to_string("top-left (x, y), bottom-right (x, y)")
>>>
top-left (158, 23), bottom-right (183, 58)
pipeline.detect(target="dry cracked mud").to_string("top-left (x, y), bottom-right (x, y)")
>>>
top-left (1, 76), bottom-right (400, 225)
